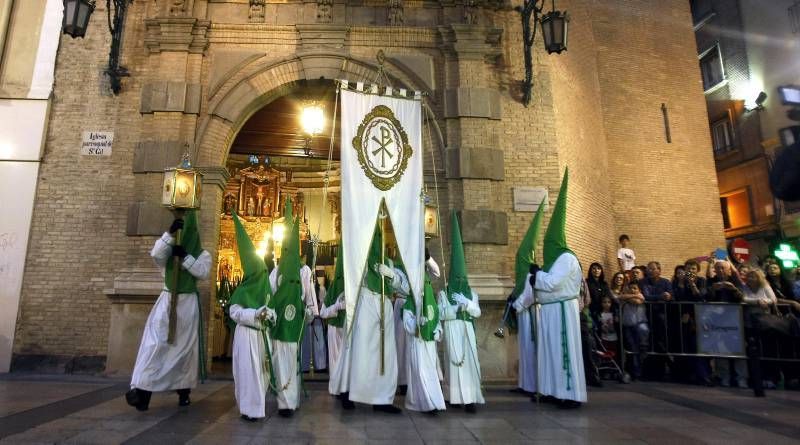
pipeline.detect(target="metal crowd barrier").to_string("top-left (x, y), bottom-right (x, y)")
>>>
top-left (612, 301), bottom-right (800, 397)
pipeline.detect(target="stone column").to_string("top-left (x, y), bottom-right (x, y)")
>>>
top-left (438, 24), bottom-right (516, 380)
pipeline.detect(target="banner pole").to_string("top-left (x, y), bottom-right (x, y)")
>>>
top-left (379, 204), bottom-right (386, 375)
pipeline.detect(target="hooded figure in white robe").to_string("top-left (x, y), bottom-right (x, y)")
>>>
top-left (320, 247), bottom-right (346, 394)
top-left (331, 224), bottom-right (408, 413)
top-left (439, 212), bottom-right (484, 412)
top-left (127, 211), bottom-right (211, 411)
top-left (518, 169), bottom-right (587, 408)
top-left (403, 254), bottom-right (445, 412)
top-left (299, 245), bottom-right (326, 373)
top-left (227, 213), bottom-right (277, 421)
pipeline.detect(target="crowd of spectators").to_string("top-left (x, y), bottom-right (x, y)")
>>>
top-left (580, 234), bottom-right (800, 390)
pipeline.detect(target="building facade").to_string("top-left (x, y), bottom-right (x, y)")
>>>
top-left (692, 0), bottom-right (800, 260)
top-left (7, 0), bottom-right (725, 380)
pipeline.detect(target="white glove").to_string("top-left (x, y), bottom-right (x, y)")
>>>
top-left (375, 263), bottom-right (395, 279)
top-left (418, 315), bottom-right (428, 327)
top-left (512, 297), bottom-right (524, 312)
top-left (433, 327), bottom-right (442, 342)
top-left (305, 306), bottom-right (314, 321)
top-left (257, 306), bottom-right (276, 323)
top-left (403, 312), bottom-right (417, 335)
top-left (454, 293), bottom-right (470, 307)
top-left (335, 295), bottom-right (345, 311)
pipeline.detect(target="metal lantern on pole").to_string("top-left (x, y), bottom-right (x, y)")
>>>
top-left (423, 193), bottom-right (439, 239)
top-left (62, 0), bottom-right (96, 38)
top-left (540, 9), bottom-right (569, 54)
top-left (161, 151), bottom-right (203, 344)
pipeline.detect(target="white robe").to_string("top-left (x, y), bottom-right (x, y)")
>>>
top-left (332, 269), bottom-right (408, 405)
top-left (403, 310), bottom-right (445, 411)
top-left (319, 293), bottom-right (345, 394)
top-left (532, 253), bottom-right (587, 403)
top-left (300, 267), bottom-right (327, 372)
top-left (439, 290), bottom-right (485, 405)
top-left (392, 268), bottom-right (411, 386)
top-left (515, 279), bottom-right (538, 393)
top-left (131, 233), bottom-right (211, 392)
top-left (229, 304), bottom-right (270, 418)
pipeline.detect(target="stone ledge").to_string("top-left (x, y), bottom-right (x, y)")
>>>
top-left (133, 141), bottom-right (185, 173)
top-left (127, 201), bottom-right (173, 236)
top-left (469, 273), bottom-right (514, 301)
top-left (444, 87), bottom-right (502, 119)
top-left (144, 18), bottom-right (210, 54)
top-left (104, 267), bottom-right (163, 301)
top-left (457, 209), bottom-right (508, 244)
top-left (446, 146), bottom-right (504, 180)
top-left (140, 81), bottom-right (202, 114)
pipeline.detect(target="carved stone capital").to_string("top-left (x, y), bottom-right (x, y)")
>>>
top-left (198, 166), bottom-right (232, 191)
top-left (144, 18), bottom-right (210, 54)
top-left (438, 24), bottom-right (503, 62)
top-left (296, 24), bottom-right (350, 53)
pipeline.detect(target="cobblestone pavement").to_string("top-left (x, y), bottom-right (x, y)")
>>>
top-left (1, 375), bottom-right (799, 444)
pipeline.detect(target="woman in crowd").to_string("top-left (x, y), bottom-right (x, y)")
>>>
top-left (742, 268), bottom-right (780, 388)
top-left (609, 272), bottom-right (626, 301)
top-left (765, 263), bottom-right (799, 310)
top-left (586, 262), bottom-right (611, 320)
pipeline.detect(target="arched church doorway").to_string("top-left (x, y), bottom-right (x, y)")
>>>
top-left (209, 79), bottom-right (342, 379)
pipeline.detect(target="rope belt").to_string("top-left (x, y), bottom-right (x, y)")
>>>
top-left (243, 323), bottom-right (277, 393)
top-left (541, 296), bottom-right (578, 391)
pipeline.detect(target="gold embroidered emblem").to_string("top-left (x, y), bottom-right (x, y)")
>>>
top-left (352, 105), bottom-right (413, 191)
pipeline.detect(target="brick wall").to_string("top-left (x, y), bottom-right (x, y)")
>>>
top-left (12, 0), bottom-right (726, 372)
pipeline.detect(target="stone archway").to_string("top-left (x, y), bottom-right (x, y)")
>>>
top-left (192, 52), bottom-right (449, 370)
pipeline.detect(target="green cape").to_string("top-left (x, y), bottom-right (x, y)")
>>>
top-left (165, 210), bottom-right (203, 294)
top-left (268, 198), bottom-right (306, 342)
top-left (364, 222), bottom-right (390, 294)
top-left (228, 213), bottom-right (272, 328)
top-left (323, 246), bottom-right (346, 328)
top-left (403, 275), bottom-right (439, 341)
top-left (445, 211), bottom-right (476, 324)
top-left (542, 168), bottom-right (575, 272)
top-left (513, 201), bottom-right (545, 298)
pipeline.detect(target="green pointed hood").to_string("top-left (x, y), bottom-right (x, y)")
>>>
top-left (542, 168), bottom-right (573, 272)
top-left (512, 200), bottom-right (545, 298)
top-left (324, 245), bottom-right (346, 327)
top-left (364, 221), bottom-right (389, 294)
top-left (446, 210), bottom-right (472, 298)
top-left (269, 198), bottom-right (305, 342)
top-left (165, 209), bottom-right (203, 294)
top-left (228, 213), bottom-right (272, 313)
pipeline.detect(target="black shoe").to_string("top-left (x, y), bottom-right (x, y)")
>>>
top-left (464, 404), bottom-right (477, 414)
top-left (126, 388), bottom-right (151, 411)
top-left (240, 414), bottom-right (259, 422)
top-left (510, 387), bottom-right (529, 395)
top-left (340, 393), bottom-right (355, 410)
top-left (278, 409), bottom-right (294, 418)
top-left (177, 389), bottom-right (191, 407)
top-left (397, 385), bottom-right (408, 396)
top-left (532, 394), bottom-right (557, 404)
top-left (373, 404), bottom-right (402, 414)
top-left (423, 409), bottom-right (437, 416)
top-left (557, 399), bottom-right (582, 409)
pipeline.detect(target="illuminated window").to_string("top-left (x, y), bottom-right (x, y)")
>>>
top-left (699, 45), bottom-right (725, 91)
top-left (720, 189), bottom-right (753, 230)
top-left (711, 114), bottom-right (734, 155)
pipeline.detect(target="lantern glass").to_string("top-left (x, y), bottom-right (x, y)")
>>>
top-left (424, 205), bottom-right (439, 238)
top-left (300, 104), bottom-right (324, 136)
top-left (162, 168), bottom-right (203, 209)
top-left (541, 10), bottom-right (569, 54)
top-left (62, 0), bottom-right (95, 38)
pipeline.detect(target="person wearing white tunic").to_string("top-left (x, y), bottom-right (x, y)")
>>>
top-left (525, 169), bottom-right (587, 408)
top-left (392, 258), bottom-right (410, 395)
top-left (300, 249), bottom-right (327, 373)
top-left (126, 212), bottom-right (211, 411)
top-left (227, 213), bottom-right (277, 421)
top-left (321, 247), bottom-right (346, 395)
top-left (403, 254), bottom-right (445, 413)
top-left (439, 212), bottom-right (484, 413)
top-left (333, 225), bottom-right (408, 413)
top-left (511, 201), bottom-right (545, 396)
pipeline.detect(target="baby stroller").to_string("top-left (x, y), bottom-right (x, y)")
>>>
top-left (593, 330), bottom-right (630, 383)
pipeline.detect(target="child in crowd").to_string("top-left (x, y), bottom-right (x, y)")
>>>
top-left (620, 281), bottom-right (649, 380)
top-left (617, 234), bottom-right (636, 274)
top-left (599, 295), bottom-right (619, 360)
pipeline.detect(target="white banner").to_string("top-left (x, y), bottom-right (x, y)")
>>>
top-left (340, 86), bottom-right (424, 331)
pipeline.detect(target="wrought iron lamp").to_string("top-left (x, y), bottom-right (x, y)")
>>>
top-left (518, 0), bottom-right (569, 107)
top-left (62, 0), bottom-right (133, 95)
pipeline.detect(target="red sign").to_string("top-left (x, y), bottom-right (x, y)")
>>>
top-left (731, 238), bottom-right (751, 262)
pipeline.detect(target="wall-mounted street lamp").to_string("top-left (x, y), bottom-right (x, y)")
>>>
top-left (518, 0), bottom-right (569, 107)
top-left (62, 0), bottom-right (133, 95)
top-left (745, 91), bottom-right (768, 112)
top-left (300, 102), bottom-right (325, 157)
